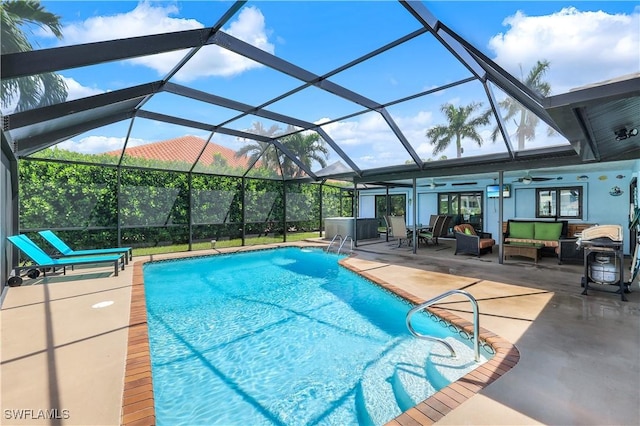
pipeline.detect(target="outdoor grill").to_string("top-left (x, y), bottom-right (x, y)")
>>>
top-left (579, 225), bottom-right (627, 301)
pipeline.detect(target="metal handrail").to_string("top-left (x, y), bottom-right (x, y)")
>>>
top-left (327, 234), bottom-right (343, 252)
top-left (406, 289), bottom-right (480, 362)
top-left (338, 235), bottom-right (353, 254)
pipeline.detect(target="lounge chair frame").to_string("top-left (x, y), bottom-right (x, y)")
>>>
top-left (38, 230), bottom-right (133, 264)
top-left (8, 235), bottom-right (125, 278)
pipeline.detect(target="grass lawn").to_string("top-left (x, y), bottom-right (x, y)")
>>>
top-left (131, 232), bottom-right (321, 256)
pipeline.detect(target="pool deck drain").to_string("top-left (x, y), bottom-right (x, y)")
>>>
top-left (121, 249), bottom-right (520, 426)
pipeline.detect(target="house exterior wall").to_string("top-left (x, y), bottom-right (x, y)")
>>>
top-left (358, 164), bottom-right (635, 254)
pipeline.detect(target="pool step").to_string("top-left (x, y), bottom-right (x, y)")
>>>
top-left (391, 362), bottom-right (432, 412)
top-left (389, 339), bottom-right (437, 412)
top-left (426, 337), bottom-right (486, 391)
top-left (355, 339), bottom-right (436, 425)
top-left (355, 358), bottom-right (402, 426)
top-left (354, 381), bottom-right (380, 426)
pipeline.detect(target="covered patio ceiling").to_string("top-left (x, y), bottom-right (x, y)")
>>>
top-left (2, 1), bottom-right (639, 184)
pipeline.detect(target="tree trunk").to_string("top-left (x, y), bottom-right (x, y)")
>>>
top-left (518, 111), bottom-right (527, 150)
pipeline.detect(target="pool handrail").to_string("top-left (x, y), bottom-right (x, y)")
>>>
top-left (327, 234), bottom-right (342, 252)
top-left (338, 235), bottom-right (353, 254)
top-left (406, 289), bottom-right (480, 362)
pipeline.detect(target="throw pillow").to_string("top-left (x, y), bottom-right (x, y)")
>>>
top-left (464, 227), bottom-right (473, 235)
top-left (534, 222), bottom-right (563, 240)
top-left (509, 221), bottom-right (535, 239)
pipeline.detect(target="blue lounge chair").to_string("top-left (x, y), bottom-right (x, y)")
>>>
top-left (7, 235), bottom-right (125, 277)
top-left (38, 230), bottom-right (132, 264)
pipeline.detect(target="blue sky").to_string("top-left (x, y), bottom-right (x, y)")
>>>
top-left (20, 1), bottom-right (640, 172)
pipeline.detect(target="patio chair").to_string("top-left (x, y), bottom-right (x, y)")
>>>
top-left (423, 214), bottom-right (439, 231)
top-left (385, 215), bottom-right (412, 247)
top-left (39, 230), bottom-right (132, 264)
top-left (7, 235), bottom-right (125, 278)
top-left (453, 223), bottom-right (496, 256)
top-left (418, 214), bottom-right (449, 246)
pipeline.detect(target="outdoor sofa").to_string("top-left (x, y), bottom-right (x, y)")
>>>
top-left (503, 219), bottom-right (568, 256)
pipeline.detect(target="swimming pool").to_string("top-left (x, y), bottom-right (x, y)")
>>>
top-left (143, 247), bottom-right (491, 425)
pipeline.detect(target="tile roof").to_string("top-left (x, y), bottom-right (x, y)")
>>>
top-left (109, 135), bottom-right (252, 169)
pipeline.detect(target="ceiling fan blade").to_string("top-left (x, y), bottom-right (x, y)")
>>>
top-left (451, 182), bottom-right (477, 186)
top-left (531, 177), bottom-right (554, 181)
top-left (419, 179), bottom-right (447, 188)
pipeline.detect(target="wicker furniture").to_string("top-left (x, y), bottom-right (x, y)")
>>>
top-left (503, 220), bottom-right (568, 249)
top-left (503, 242), bottom-right (544, 264)
top-left (453, 223), bottom-right (495, 256)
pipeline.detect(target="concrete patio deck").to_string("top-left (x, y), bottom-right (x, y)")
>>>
top-left (1, 238), bottom-right (638, 425)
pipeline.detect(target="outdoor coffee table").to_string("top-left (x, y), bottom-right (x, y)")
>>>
top-left (503, 243), bottom-right (545, 264)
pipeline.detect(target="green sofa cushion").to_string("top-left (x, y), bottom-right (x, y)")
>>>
top-left (509, 222), bottom-right (534, 239)
top-left (534, 222), bottom-right (563, 241)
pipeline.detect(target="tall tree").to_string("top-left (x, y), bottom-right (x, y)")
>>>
top-left (1, 0), bottom-right (68, 112)
top-left (491, 60), bottom-right (553, 150)
top-left (236, 122), bottom-right (330, 177)
top-left (235, 122), bottom-right (283, 173)
top-left (427, 102), bottom-right (491, 158)
top-left (279, 125), bottom-right (329, 178)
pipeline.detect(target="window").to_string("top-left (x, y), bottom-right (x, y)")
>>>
top-left (375, 194), bottom-right (406, 227)
top-left (536, 187), bottom-right (582, 219)
top-left (438, 191), bottom-right (483, 231)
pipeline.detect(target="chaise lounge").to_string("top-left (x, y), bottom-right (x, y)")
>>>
top-left (38, 230), bottom-right (133, 264)
top-left (7, 235), bottom-right (125, 278)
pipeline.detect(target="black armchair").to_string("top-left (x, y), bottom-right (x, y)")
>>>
top-left (453, 224), bottom-right (496, 256)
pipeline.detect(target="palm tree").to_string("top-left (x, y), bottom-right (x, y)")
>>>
top-left (491, 60), bottom-right (553, 150)
top-left (278, 125), bottom-right (328, 178)
top-left (236, 122), bottom-right (329, 177)
top-left (1, 0), bottom-right (68, 112)
top-left (235, 122), bottom-right (283, 172)
top-left (427, 102), bottom-right (491, 158)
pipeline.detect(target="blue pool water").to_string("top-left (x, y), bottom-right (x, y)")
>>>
top-left (143, 247), bottom-right (489, 425)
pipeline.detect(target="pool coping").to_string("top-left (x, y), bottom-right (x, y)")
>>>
top-left (121, 248), bottom-right (520, 426)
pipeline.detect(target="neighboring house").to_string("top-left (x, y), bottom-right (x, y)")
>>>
top-left (108, 135), bottom-right (254, 169)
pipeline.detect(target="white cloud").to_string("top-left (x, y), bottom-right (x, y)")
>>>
top-left (60, 3), bottom-right (274, 81)
top-left (166, 7), bottom-right (276, 81)
top-left (317, 112), bottom-right (427, 168)
top-left (320, 113), bottom-right (392, 148)
top-left (63, 77), bottom-right (105, 101)
top-left (61, 2), bottom-right (196, 44)
top-left (488, 7), bottom-right (640, 94)
top-left (57, 136), bottom-right (146, 154)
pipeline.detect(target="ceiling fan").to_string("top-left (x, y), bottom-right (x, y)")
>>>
top-left (512, 172), bottom-right (558, 185)
top-left (422, 179), bottom-right (446, 189)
